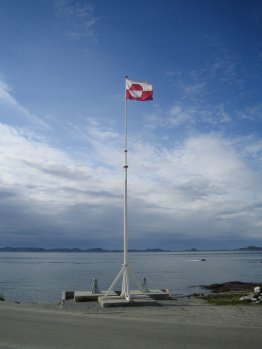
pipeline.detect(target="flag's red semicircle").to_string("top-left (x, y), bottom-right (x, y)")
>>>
top-left (126, 79), bottom-right (153, 101)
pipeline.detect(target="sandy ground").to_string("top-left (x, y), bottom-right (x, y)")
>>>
top-left (0, 297), bottom-right (262, 348)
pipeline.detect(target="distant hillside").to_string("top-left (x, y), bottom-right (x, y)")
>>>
top-left (0, 247), bottom-right (109, 253)
top-left (0, 246), bottom-right (261, 253)
top-left (237, 246), bottom-right (262, 251)
top-left (0, 247), bottom-right (169, 253)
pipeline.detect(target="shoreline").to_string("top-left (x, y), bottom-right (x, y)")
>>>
top-left (1, 280), bottom-right (261, 317)
top-left (2, 280), bottom-right (261, 305)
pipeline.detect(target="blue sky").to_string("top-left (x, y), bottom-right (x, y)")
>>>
top-left (0, 0), bottom-right (261, 249)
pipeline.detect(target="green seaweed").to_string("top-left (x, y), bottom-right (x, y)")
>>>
top-left (203, 294), bottom-right (251, 305)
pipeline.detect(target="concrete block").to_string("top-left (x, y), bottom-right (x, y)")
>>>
top-left (98, 295), bottom-right (159, 308)
top-left (62, 291), bottom-right (74, 301)
top-left (128, 289), bottom-right (171, 300)
top-left (147, 289), bottom-right (172, 300)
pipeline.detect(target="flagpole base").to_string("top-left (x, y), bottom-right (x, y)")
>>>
top-left (103, 263), bottom-right (144, 302)
top-left (103, 264), bottom-right (130, 301)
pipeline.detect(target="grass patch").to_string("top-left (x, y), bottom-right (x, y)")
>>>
top-left (203, 293), bottom-right (249, 305)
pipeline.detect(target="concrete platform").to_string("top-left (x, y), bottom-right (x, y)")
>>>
top-left (74, 291), bottom-right (118, 302)
top-left (62, 288), bottom-right (172, 303)
top-left (98, 295), bottom-right (160, 308)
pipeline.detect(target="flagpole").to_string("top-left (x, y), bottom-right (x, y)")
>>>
top-left (122, 75), bottom-right (130, 300)
top-left (103, 76), bottom-right (152, 302)
top-left (124, 75), bottom-right (128, 267)
top-left (103, 76), bottom-right (130, 301)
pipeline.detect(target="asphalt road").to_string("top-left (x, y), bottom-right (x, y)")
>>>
top-left (0, 303), bottom-right (261, 349)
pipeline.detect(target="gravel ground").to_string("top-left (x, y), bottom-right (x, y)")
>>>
top-left (4, 295), bottom-right (261, 328)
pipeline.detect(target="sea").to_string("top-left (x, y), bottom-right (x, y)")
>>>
top-left (0, 251), bottom-right (261, 304)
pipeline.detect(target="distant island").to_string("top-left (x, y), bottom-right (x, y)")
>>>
top-left (0, 246), bottom-right (261, 253)
top-left (0, 247), bottom-right (170, 253)
top-left (237, 245), bottom-right (262, 251)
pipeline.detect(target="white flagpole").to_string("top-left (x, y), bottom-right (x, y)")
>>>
top-left (103, 77), bottom-right (153, 302)
top-left (123, 75), bottom-right (128, 268)
top-left (103, 76), bottom-right (130, 301)
top-left (121, 75), bottom-right (130, 300)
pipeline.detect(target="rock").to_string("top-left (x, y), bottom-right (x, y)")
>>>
top-left (240, 296), bottom-right (250, 301)
top-left (254, 286), bottom-right (261, 294)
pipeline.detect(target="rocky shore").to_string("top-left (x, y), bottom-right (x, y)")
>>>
top-left (200, 281), bottom-right (262, 305)
top-left (202, 281), bottom-right (262, 293)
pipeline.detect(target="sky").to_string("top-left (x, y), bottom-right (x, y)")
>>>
top-left (0, 0), bottom-right (261, 250)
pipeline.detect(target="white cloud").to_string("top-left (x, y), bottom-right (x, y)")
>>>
top-left (79, 123), bottom-right (262, 239)
top-left (130, 135), bottom-right (251, 206)
top-left (167, 105), bottom-right (193, 126)
top-left (54, 0), bottom-right (99, 41)
top-left (0, 123), bottom-right (121, 206)
top-left (0, 119), bottom-right (261, 246)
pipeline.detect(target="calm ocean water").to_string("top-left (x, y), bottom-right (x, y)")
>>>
top-left (0, 251), bottom-right (261, 304)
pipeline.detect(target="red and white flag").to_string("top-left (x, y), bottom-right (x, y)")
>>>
top-left (126, 79), bottom-right (153, 101)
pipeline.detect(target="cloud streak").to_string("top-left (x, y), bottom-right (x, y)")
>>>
top-left (0, 79), bottom-right (49, 129)
top-left (54, 0), bottom-right (98, 41)
top-left (145, 102), bottom-right (232, 130)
